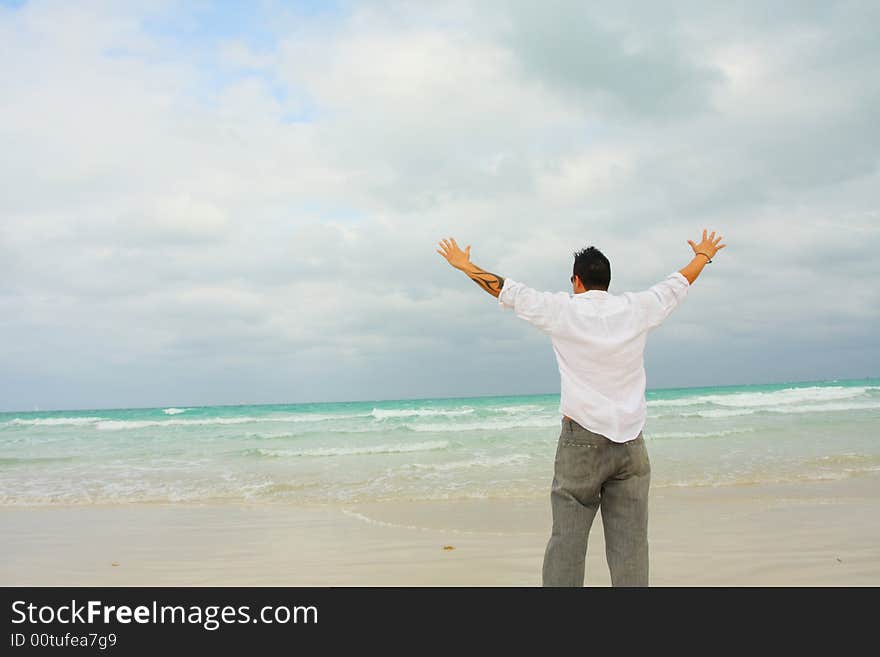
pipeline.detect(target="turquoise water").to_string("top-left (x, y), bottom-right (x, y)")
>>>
top-left (1, 378), bottom-right (879, 505)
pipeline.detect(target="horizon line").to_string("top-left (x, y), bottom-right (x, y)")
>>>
top-left (1, 374), bottom-right (877, 415)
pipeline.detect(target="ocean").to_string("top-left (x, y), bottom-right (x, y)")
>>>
top-left (1, 378), bottom-right (878, 506)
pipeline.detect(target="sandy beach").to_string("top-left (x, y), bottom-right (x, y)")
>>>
top-left (2, 471), bottom-right (878, 586)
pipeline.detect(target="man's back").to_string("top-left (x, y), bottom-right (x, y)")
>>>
top-left (438, 229), bottom-right (725, 587)
top-left (498, 272), bottom-right (690, 442)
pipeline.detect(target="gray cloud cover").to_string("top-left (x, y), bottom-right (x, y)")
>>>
top-left (1, 0), bottom-right (878, 411)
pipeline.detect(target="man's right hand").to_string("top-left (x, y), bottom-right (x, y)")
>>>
top-left (687, 229), bottom-right (726, 261)
top-left (437, 237), bottom-right (472, 270)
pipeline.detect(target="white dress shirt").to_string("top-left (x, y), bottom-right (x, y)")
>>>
top-left (498, 272), bottom-right (690, 443)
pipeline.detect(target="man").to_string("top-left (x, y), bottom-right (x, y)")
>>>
top-left (436, 229), bottom-right (726, 586)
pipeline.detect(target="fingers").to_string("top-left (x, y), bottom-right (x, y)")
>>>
top-left (437, 238), bottom-right (463, 266)
top-left (437, 237), bottom-right (464, 254)
top-left (698, 229), bottom-right (725, 246)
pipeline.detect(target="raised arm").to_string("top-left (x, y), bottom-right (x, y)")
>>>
top-left (680, 228), bottom-right (727, 284)
top-left (436, 237), bottom-right (505, 297)
top-left (632, 228), bottom-right (728, 331)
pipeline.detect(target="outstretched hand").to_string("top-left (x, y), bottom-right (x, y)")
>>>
top-left (436, 237), bottom-right (472, 270)
top-left (687, 229), bottom-right (727, 260)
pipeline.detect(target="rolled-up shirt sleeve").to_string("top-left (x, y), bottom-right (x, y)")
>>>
top-left (632, 271), bottom-right (690, 331)
top-left (498, 278), bottom-right (569, 336)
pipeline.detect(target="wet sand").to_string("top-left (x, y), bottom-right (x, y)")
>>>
top-left (2, 472), bottom-right (878, 586)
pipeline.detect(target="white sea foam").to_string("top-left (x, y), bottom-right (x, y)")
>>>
top-left (657, 467), bottom-right (880, 489)
top-left (5, 415), bottom-right (353, 431)
top-left (96, 417), bottom-right (260, 430)
top-left (288, 412), bottom-right (373, 422)
top-left (250, 440), bottom-right (450, 458)
top-left (644, 428), bottom-right (757, 440)
top-left (674, 408), bottom-right (758, 418)
top-left (669, 399), bottom-right (880, 418)
top-left (494, 405), bottom-right (550, 414)
top-left (647, 398), bottom-right (712, 408)
top-left (803, 453), bottom-right (880, 467)
top-left (648, 385), bottom-right (878, 410)
top-left (762, 400), bottom-right (880, 414)
top-left (162, 408), bottom-right (189, 415)
top-left (405, 453), bottom-right (532, 472)
top-left (410, 417), bottom-right (560, 432)
top-left (6, 417), bottom-right (105, 427)
top-left (93, 413), bottom-right (370, 430)
top-left (708, 386), bottom-right (877, 407)
top-left (371, 408), bottom-right (475, 420)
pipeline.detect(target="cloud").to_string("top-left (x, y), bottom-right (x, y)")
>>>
top-left (1, 0), bottom-right (878, 411)
top-left (495, 0), bottom-right (725, 118)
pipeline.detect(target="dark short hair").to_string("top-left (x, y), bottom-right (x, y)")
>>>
top-left (572, 246), bottom-right (611, 290)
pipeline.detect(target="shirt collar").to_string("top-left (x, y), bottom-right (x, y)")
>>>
top-left (576, 289), bottom-right (609, 298)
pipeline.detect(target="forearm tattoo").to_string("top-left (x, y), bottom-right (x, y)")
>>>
top-left (466, 267), bottom-right (505, 296)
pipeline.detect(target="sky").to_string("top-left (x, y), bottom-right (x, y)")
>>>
top-left (1, 0), bottom-right (878, 412)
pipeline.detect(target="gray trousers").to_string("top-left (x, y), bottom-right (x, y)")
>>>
top-left (542, 418), bottom-right (651, 587)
